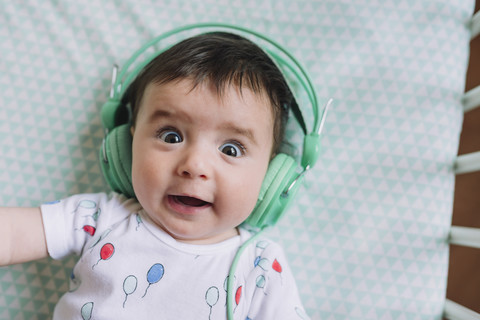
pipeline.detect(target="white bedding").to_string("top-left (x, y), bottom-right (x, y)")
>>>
top-left (0, 1), bottom-right (475, 318)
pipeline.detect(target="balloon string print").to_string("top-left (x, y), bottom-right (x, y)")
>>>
top-left (142, 263), bottom-right (164, 298)
top-left (205, 286), bottom-right (219, 319)
top-left (123, 275), bottom-right (138, 308)
top-left (81, 302), bottom-right (94, 320)
top-left (92, 243), bottom-right (115, 269)
top-left (88, 228), bottom-right (112, 253)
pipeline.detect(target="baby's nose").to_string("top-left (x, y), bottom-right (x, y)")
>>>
top-left (177, 147), bottom-right (211, 180)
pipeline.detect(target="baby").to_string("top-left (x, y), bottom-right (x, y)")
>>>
top-left (0, 31), bottom-right (310, 319)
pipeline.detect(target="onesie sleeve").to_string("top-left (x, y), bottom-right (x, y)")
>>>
top-left (40, 193), bottom-right (139, 260)
top-left (246, 240), bottom-right (311, 319)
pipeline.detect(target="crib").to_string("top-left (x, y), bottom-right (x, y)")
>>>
top-left (0, 1), bottom-right (479, 319)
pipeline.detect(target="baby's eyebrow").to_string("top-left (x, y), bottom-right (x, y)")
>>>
top-left (221, 123), bottom-right (257, 146)
top-left (148, 109), bottom-right (192, 123)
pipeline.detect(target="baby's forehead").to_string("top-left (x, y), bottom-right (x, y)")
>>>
top-left (144, 78), bottom-right (274, 112)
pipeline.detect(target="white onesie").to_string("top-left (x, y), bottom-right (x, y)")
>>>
top-left (41, 192), bottom-right (310, 319)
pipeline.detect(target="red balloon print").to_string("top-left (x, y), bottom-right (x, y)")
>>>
top-left (92, 243), bottom-right (115, 269)
top-left (235, 285), bottom-right (242, 306)
top-left (100, 243), bottom-right (114, 260)
top-left (83, 225), bottom-right (96, 236)
top-left (272, 259), bottom-right (282, 273)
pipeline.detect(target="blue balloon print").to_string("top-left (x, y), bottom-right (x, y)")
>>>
top-left (142, 263), bottom-right (164, 297)
top-left (43, 200), bottom-right (60, 205)
top-left (254, 257), bottom-right (269, 271)
top-left (69, 272), bottom-right (81, 292)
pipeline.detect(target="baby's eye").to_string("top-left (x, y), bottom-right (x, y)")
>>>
top-left (158, 129), bottom-right (183, 144)
top-left (219, 142), bottom-right (245, 158)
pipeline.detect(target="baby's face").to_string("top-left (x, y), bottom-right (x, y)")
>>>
top-left (130, 79), bottom-right (274, 244)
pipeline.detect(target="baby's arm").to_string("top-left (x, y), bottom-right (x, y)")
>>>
top-left (0, 207), bottom-right (48, 266)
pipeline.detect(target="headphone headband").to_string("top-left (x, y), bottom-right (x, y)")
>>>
top-left (106, 23), bottom-right (321, 138)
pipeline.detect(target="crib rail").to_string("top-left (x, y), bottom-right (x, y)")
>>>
top-left (444, 226), bottom-right (480, 319)
top-left (444, 299), bottom-right (480, 320)
top-left (454, 151), bottom-right (480, 174)
top-left (449, 226), bottom-right (480, 249)
top-left (471, 10), bottom-right (480, 39)
top-left (463, 86), bottom-right (480, 112)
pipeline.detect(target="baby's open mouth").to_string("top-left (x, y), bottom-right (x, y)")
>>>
top-left (171, 195), bottom-right (211, 207)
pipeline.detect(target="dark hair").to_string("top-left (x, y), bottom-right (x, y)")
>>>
top-left (125, 32), bottom-right (293, 154)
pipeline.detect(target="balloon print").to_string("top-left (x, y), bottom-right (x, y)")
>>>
top-left (43, 200), bottom-right (60, 205)
top-left (255, 275), bottom-right (267, 295)
top-left (142, 263), bottom-right (164, 297)
top-left (73, 199), bottom-right (97, 213)
top-left (205, 286), bottom-right (219, 319)
top-left (90, 208), bottom-right (101, 221)
top-left (92, 243), bottom-right (115, 269)
top-left (80, 302), bottom-right (93, 320)
top-left (256, 275), bottom-right (266, 289)
top-left (123, 275), bottom-right (138, 308)
top-left (272, 259), bottom-right (284, 284)
top-left (69, 272), bottom-right (81, 292)
top-left (272, 259), bottom-right (282, 273)
top-left (254, 257), bottom-right (270, 271)
top-left (235, 285), bottom-right (242, 308)
top-left (82, 225), bottom-right (96, 236)
top-left (256, 240), bottom-right (270, 250)
top-left (135, 213), bottom-right (143, 231)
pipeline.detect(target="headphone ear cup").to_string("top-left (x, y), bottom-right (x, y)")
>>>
top-left (99, 124), bottom-right (135, 198)
top-left (245, 153), bottom-right (298, 229)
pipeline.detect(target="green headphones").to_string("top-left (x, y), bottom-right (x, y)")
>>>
top-left (99, 23), bottom-right (328, 231)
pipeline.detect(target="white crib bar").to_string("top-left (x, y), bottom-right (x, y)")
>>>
top-left (444, 299), bottom-right (480, 320)
top-left (462, 86), bottom-right (480, 112)
top-left (471, 11), bottom-right (480, 39)
top-left (454, 151), bottom-right (480, 175)
top-left (449, 226), bottom-right (480, 249)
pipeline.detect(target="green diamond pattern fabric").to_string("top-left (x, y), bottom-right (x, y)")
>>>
top-left (0, 1), bottom-right (475, 319)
